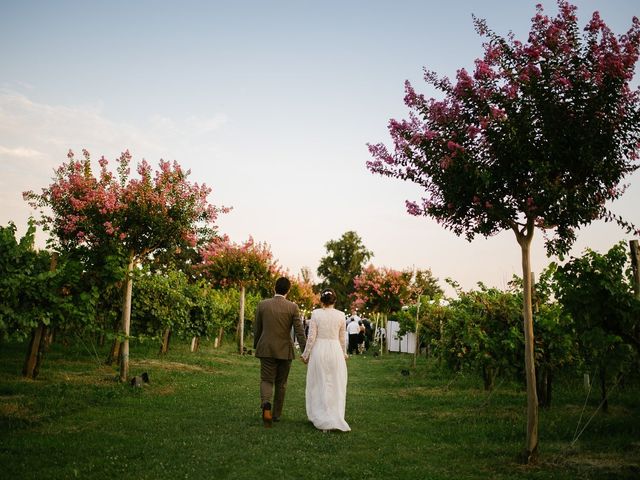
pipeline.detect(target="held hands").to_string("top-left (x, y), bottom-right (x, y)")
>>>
top-left (300, 356), bottom-right (309, 365)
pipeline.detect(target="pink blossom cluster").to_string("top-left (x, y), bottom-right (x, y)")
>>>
top-left (351, 265), bottom-right (413, 314)
top-left (24, 149), bottom-right (225, 254)
top-left (198, 235), bottom-right (278, 288)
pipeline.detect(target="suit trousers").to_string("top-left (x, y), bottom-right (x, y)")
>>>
top-left (260, 357), bottom-right (292, 418)
top-left (348, 333), bottom-right (360, 355)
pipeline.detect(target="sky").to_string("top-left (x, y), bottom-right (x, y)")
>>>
top-left (1, 0), bottom-right (639, 295)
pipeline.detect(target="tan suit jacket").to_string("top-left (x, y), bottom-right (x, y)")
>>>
top-left (254, 295), bottom-right (306, 360)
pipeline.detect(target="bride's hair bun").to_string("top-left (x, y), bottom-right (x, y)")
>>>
top-left (320, 288), bottom-right (337, 306)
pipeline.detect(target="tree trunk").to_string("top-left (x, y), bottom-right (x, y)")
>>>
top-left (23, 323), bottom-right (48, 379)
top-left (412, 303), bottom-right (421, 368)
top-left (546, 371), bottom-right (553, 407)
top-left (537, 368), bottom-right (553, 408)
top-left (159, 328), bottom-right (171, 355)
top-left (44, 327), bottom-right (54, 350)
top-left (374, 313), bottom-right (384, 355)
top-left (106, 337), bottom-right (121, 366)
top-left (118, 253), bottom-right (135, 383)
top-left (517, 228), bottom-right (539, 463)
top-left (599, 365), bottom-right (608, 413)
top-left (380, 314), bottom-right (388, 355)
top-left (630, 240), bottom-right (640, 368)
top-left (238, 285), bottom-right (245, 354)
top-left (23, 253), bottom-right (57, 379)
top-left (215, 326), bottom-right (224, 348)
top-left (482, 364), bottom-right (497, 391)
top-left (630, 240), bottom-right (640, 297)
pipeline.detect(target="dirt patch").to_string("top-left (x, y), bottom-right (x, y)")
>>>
top-left (48, 366), bottom-right (119, 385)
top-left (154, 385), bottom-right (177, 396)
top-left (131, 359), bottom-right (218, 373)
top-left (0, 395), bottom-right (39, 422)
top-left (394, 386), bottom-right (482, 398)
top-left (542, 446), bottom-right (640, 478)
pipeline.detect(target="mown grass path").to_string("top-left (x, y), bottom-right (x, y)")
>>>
top-left (1, 341), bottom-right (638, 479)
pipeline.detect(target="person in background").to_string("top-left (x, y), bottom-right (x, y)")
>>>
top-left (346, 315), bottom-right (361, 355)
top-left (357, 320), bottom-right (366, 354)
top-left (362, 317), bottom-right (373, 351)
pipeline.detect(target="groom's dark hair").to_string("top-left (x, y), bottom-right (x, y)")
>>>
top-left (274, 277), bottom-right (291, 295)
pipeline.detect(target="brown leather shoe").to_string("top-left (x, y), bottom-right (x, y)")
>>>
top-left (262, 402), bottom-right (272, 428)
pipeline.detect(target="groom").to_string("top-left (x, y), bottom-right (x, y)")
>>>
top-left (254, 277), bottom-right (306, 427)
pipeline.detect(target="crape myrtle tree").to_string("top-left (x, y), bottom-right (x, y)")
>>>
top-left (351, 265), bottom-right (414, 354)
top-left (367, 1), bottom-right (640, 461)
top-left (24, 149), bottom-right (225, 382)
top-left (198, 235), bottom-right (278, 354)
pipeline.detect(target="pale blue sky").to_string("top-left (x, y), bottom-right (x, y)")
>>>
top-left (1, 0), bottom-right (638, 293)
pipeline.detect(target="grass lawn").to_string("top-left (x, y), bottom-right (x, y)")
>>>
top-left (1, 339), bottom-right (638, 479)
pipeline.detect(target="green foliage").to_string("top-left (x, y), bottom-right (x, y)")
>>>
top-left (130, 268), bottom-right (261, 343)
top-left (72, 248), bottom-right (127, 337)
top-left (200, 287), bottom-right (260, 338)
top-left (412, 269), bottom-right (443, 300)
top-left (131, 267), bottom-right (192, 340)
top-left (317, 231), bottom-right (373, 311)
top-left (441, 283), bottom-right (524, 390)
top-left (0, 221), bottom-right (99, 341)
top-left (554, 242), bottom-right (640, 378)
top-left (418, 297), bottom-right (452, 354)
top-left (392, 294), bottom-right (449, 350)
top-left (0, 221), bottom-right (49, 340)
top-left (528, 265), bottom-right (579, 405)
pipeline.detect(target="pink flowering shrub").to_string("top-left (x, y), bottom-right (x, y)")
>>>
top-left (198, 235), bottom-right (278, 292)
top-left (351, 265), bottom-right (413, 315)
top-left (24, 149), bottom-right (225, 258)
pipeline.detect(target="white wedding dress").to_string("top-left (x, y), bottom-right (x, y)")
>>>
top-left (301, 307), bottom-right (350, 432)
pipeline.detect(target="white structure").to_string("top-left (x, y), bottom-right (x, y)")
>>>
top-left (386, 320), bottom-right (416, 354)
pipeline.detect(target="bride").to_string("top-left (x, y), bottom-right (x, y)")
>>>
top-left (301, 288), bottom-right (350, 432)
